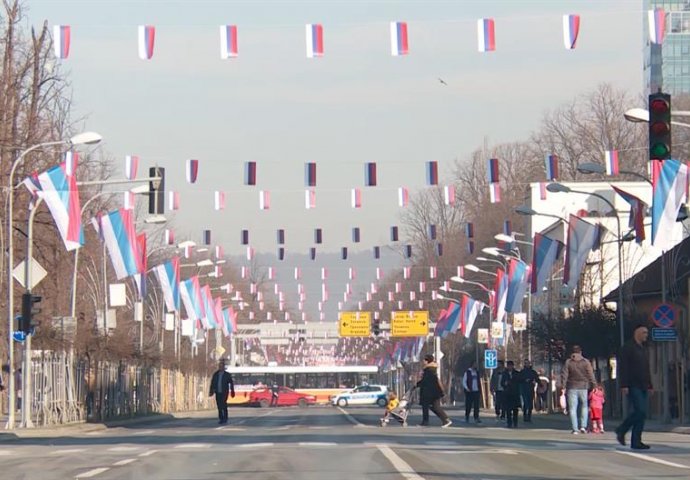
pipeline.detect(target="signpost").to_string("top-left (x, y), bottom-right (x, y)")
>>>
top-left (484, 349), bottom-right (498, 370)
top-left (339, 311), bottom-right (371, 337)
top-left (390, 311), bottom-right (429, 337)
top-left (650, 303), bottom-right (677, 342)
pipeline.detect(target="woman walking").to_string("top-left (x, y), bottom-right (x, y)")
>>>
top-left (416, 354), bottom-right (453, 427)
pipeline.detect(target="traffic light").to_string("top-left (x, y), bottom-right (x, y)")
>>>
top-left (372, 318), bottom-right (380, 336)
top-left (148, 166), bottom-right (165, 215)
top-left (649, 92), bottom-right (671, 161)
top-left (20, 293), bottom-right (41, 334)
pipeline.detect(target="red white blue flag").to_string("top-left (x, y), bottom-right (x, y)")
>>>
top-left (186, 159), bottom-right (199, 183)
top-left (125, 155), bottom-right (138, 180)
top-left (562, 14), bottom-right (580, 50)
top-left (612, 186), bottom-right (646, 245)
top-left (351, 188), bottom-right (362, 208)
top-left (53, 25), bottom-right (71, 59)
top-left (477, 18), bottom-right (496, 52)
top-left (564, 214), bottom-right (603, 287)
top-left (648, 8), bottom-right (666, 45)
top-left (93, 208), bottom-right (143, 279)
top-left (220, 25), bottom-right (238, 58)
top-left (605, 150), bottom-right (619, 175)
top-left (652, 159), bottom-right (688, 249)
top-left (138, 25), bottom-right (156, 60)
top-left (505, 259), bottom-right (529, 313)
top-left (545, 154), bottom-right (559, 180)
top-left (398, 187), bottom-right (409, 207)
top-left (306, 23), bottom-right (324, 58)
top-left (154, 257), bottom-right (180, 312)
top-left (390, 21), bottom-right (409, 56)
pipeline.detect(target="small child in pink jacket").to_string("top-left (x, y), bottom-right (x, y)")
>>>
top-left (588, 384), bottom-right (605, 433)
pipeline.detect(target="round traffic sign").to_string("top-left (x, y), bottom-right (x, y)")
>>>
top-left (651, 303), bottom-right (675, 328)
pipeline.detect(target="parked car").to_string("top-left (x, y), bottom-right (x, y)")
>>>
top-left (331, 385), bottom-right (388, 407)
top-left (248, 386), bottom-right (317, 408)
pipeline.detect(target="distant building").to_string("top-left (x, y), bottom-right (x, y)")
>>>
top-left (644, 0), bottom-right (690, 94)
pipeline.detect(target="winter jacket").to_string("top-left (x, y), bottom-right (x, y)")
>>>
top-left (589, 389), bottom-right (605, 410)
top-left (618, 341), bottom-right (652, 390)
top-left (500, 369), bottom-right (521, 409)
top-left (561, 353), bottom-right (595, 390)
top-left (416, 362), bottom-right (444, 405)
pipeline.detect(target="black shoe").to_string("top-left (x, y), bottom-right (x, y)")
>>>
top-left (631, 443), bottom-right (650, 450)
top-left (418, 422), bottom-right (429, 426)
top-left (615, 429), bottom-right (626, 446)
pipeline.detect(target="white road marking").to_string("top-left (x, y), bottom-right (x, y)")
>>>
top-left (174, 443), bottom-right (211, 449)
top-left (138, 450), bottom-right (158, 457)
top-left (616, 450), bottom-right (690, 469)
top-left (376, 444), bottom-right (425, 480)
top-left (433, 449), bottom-right (519, 455)
top-left (132, 430), bottom-right (154, 435)
top-left (238, 443), bottom-right (274, 448)
top-left (215, 426), bottom-right (246, 431)
top-left (425, 441), bottom-right (457, 446)
top-left (51, 448), bottom-right (87, 455)
top-left (309, 426), bottom-right (330, 430)
top-left (85, 431), bottom-right (104, 436)
top-left (298, 442), bottom-right (337, 447)
top-left (268, 426), bottom-right (291, 431)
top-left (107, 446), bottom-right (139, 452)
top-left (112, 458), bottom-right (136, 466)
top-left (75, 467), bottom-right (110, 478)
top-left (0, 450), bottom-right (14, 456)
top-left (337, 406), bottom-right (365, 427)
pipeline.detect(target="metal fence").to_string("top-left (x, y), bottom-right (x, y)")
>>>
top-left (22, 353), bottom-right (211, 426)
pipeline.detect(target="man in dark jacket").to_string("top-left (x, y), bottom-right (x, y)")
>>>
top-left (209, 359), bottom-right (235, 424)
top-left (501, 361), bottom-right (521, 428)
top-left (416, 354), bottom-right (452, 427)
top-left (616, 324), bottom-right (652, 450)
top-left (519, 359), bottom-right (539, 422)
top-left (490, 360), bottom-right (505, 421)
top-left (462, 361), bottom-right (482, 423)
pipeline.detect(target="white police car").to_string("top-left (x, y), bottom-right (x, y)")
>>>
top-left (331, 385), bottom-right (388, 407)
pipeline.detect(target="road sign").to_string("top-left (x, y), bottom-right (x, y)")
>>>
top-left (484, 349), bottom-right (498, 370)
top-left (12, 331), bottom-right (26, 343)
top-left (390, 311), bottom-right (429, 337)
top-left (651, 327), bottom-right (678, 341)
top-left (650, 303), bottom-right (676, 328)
top-left (339, 311), bottom-right (371, 337)
top-left (12, 258), bottom-right (47, 289)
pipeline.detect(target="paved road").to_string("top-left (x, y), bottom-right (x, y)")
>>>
top-left (2, 406), bottom-right (690, 479)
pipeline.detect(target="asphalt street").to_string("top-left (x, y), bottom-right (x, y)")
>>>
top-left (1, 406), bottom-right (690, 480)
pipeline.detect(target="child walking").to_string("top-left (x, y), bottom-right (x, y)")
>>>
top-left (588, 384), bottom-right (605, 433)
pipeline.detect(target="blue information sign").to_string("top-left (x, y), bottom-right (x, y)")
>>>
top-left (651, 327), bottom-right (677, 341)
top-left (12, 331), bottom-right (26, 343)
top-left (484, 349), bottom-right (498, 370)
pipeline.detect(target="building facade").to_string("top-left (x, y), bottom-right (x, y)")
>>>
top-left (644, 0), bottom-right (690, 94)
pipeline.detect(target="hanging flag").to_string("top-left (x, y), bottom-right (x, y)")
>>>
top-left (436, 243), bottom-right (443, 257)
top-left (403, 268), bottom-right (410, 280)
top-left (64, 151), bottom-right (79, 177)
top-left (278, 247), bottom-right (285, 260)
top-left (246, 246), bottom-right (254, 260)
top-left (314, 228), bottom-right (322, 244)
top-left (154, 257), bottom-right (180, 312)
top-left (352, 227), bottom-right (360, 243)
top-left (503, 220), bottom-right (512, 236)
top-left (341, 247), bottom-right (348, 260)
top-left (348, 267), bottom-right (356, 280)
top-left (429, 266), bottom-right (437, 279)
top-left (467, 240), bottom-right (475, 254)
top-left (138, 25), bottom-right (156, 60)
top-left (123, 191), bottom-right (136, 210)
top-left (562, 14), bottom-right (580, 50)
top-left (203, 229), bottom-right (212, 245)
top-left (351, 188), bottom-right (362, 208)
top-left (92, 208), bottom-right (142, 279)
top-left (545, 154), bottom-right (559, 180)
top-left (124, 155), bottom-right (138, 180)
top-left (215, 245), bottom-right (224, 259)
top-left (390, 226), bottom-right (399, 242)
top-left (133, 233), bottom-right (147, 299)
top-left (310, 247), bottom-right (317, 260)
top-left (244, 161), bottom-right (257, 185)
top-left (186, 159), bottom-right (199, 183)
top-left (26, 162), bottom-right (83, 251)
top-left (477, 18), bottom-right (496, 52)
top-left (612, 185), bottom-right (647, 244)
top-left (404, 245), bottom-right (412, 258)
top-left (505, 259), bottom-right (529, 313)
top-left (220, 25), bottom-right (238, 58)
top-left (539, 182), bottom-right (548, 200)
top-left (648, 8), bottom-right (666, 45)
top-left (260, 190), bottom-right (270, 210)
top-left (184, 244), bottom-right (193, 258)
top-left (164, 229), bottom-right (174, 245)
top-left (564, 214), bottom-right (603, 286)
top-left (487, 158), bottom-right (500, 183)
top-left (444, 185), bottom-right (455, 205)
top-left (305, 23), bottom-right (324, 58)
top-left (241, 229), bottom-right (249, 245)
top-left (168, 191), bottom-right (180, 210)
top-left (305, 189), bottom-right (316, 209)
top-left (652, 159), bottom-right (688, 249)
top-left (398, 187), bottom-right (409, 207)
top-left (365, 162), bottom-right (377, 186)
top-left (426, 161), bottom-right (439, 185)
top-left (465, 222), bottom-right (474, 238)
top-left (493, 268), bottom-right (509, 323)
top-left (605, 150), bottom-right (620, 175)
top-left (53, 25), bottom-right (71, 59)
top-left (461, 297), bottom-right (485, 339)
top-left (277, 229), bottom-right (285, 244)
top-left (427, 224), bottom-right (437, 240)
top-left (457, 266), bottom-right (465, 277)
top-left (390, 21), bottom-right (409, 56)
top-left (373, 246), bottom-right (380, 259)
top-left (305, 162), bottom-right (317, 186)
top-left (214, 191), bottom-right (225, 211)
top-left (489, 183), bottom-right (501, 203)
top-left (180, 276), bottom-right (205, 323)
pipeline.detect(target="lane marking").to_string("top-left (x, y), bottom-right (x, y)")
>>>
top-left (0, 450), bottom-right (15, 456)
top-left (132, 430), bottom-right (154, 436)
top-left (309, 426), bottom-right (330, 430)
top-left (616, 450), bottom-right (690, 469)
top-left (298, 442), bottom-right (337, 447)
top-left (138, 450), bottom-right (158, 457)
top-left (112, 459), bottom-right (136, 466)
top-left (107, 446), bottom-right (139, 452)
top-left (238, 443), bottom-right (274, 448)
top-left (85, 431), bottom-right (104, 436)
top-left (215, 426), bottom-right (246, 431)
top-left (425, 441), bottom-right (457, 446)
top-left (376, 444), bottom-right (425, 480)
top-left (75, 467), bottom-right (110, 478)
top-left (432, 449), bottom-right (519, 455)
top-left (174, 443), bottom-right (211, 449)
top-left (337, 406), bottom-right (364, 427)
top-left (268, 426), bottom-right (291, 431)
top-left (51, 448), bottom-right (87, 455)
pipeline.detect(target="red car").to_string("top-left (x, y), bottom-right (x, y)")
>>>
top-left (249, 387), bottom-right (317, 408)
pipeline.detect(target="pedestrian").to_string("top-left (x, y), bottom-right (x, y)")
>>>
top-left (501, 361), bottom-right (521, 428)
top-left (561, 345), bottom-right (596, 434)
top-left (589, 383), bottom-right (605, 433)
top-left (536, 369), bottom-right (550, 413)
top-left (490, 360), bottom-right (505, 422)
top-left (462, 361), bottom-right (481, 424)
top-left (270, 383), bottom-right (280, 407)
top-left (209, 359), bottom-right (235, 424)
top-left (519, 359), bottom-right (538, 422)
top-left (615, 324), bottom-right (652, 450)
top-left (416, 354), bottom-right (452, 427)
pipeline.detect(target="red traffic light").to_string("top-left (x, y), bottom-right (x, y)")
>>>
top-left (650, 98), bottom-right (670, 114)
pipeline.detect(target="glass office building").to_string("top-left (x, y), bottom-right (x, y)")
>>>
top-left (644, 0), bottom-right (690, 94)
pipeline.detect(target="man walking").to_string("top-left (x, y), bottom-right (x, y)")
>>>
top-left (490, 360), bottom-right (505, 422)
top-left (501, 361), bottom-right (521, 428)
top-left (561, 345), bottom-right (595, 434)
top-left (519, 359), bottom-right (539, 422)
top-left (209, 359), bottom-right (235, 424)
top-left (416, 354), bottom-right (452, 427)
top-left (616, 324), bottom-right (652, 450)
top-left (462, 361), bottom-right (482, 424)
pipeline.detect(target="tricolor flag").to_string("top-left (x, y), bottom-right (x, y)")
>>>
top-left (138, 25), bottom-right (156, 60)
top-left (203, 229), bottom-right (212, 245)
top-left (125, 155), bottom-right (138, 180)
top-left (349, 267), bottom-right (356, 280)
top-left (241, 229), bottom-right (249, 245)
top-left (314, 228), bottom-right (322, 244)
top-left (92, 208), bottom-right (142, 279)
top-left (493, 268), bottom-right (508, 323)
top-left (461, 296), bottom-right (485, 339)
top-left (429, 266), bottom-right (437, 279)
top-left (652, 159), bottom-right (688, 249)
top-left (562, 14), bottom-right (580, 49)
top-left (426, 161), bottom-right (439, 185)
top-left (373, 246), bottom-right (380, 259)
top-left (505, 259), bottom-right (529, 313)
top-left (341, 247), bottom-right (348, 260)
top-left (390, 21), bottom-right (409, 56)
top-left (365, 162), bottom-right (377, 186)
top-left (545, 154), bottom-right (559, 180)
top-left (539, 182), bottom-right (548, 200)
top-left (444, 185), bottom-right (455, 205)
top-left (53, 25), bottom-right (71, 59)
top-left (154, 257), bottom-right (180, 312)
top-left (246, 246), bottom-right (254, 260)
top-left (465, 223), bottom-right (474, 238)
top-left (398, 187), bottom-right (409, 207)
top-left (503, 220), bottom-right (512, 236)
top-left (648, 8), bottom-right (666, 45)
top-left (180, 276), bottom-right (205, 325)
top-left (351, 188), bottom-right (362, 208)
top-left (605, 150), bottom-right (620, 175)
top-left (168, 191), bottom-right (180, 210)
top-left (487, 158), bottom-right (500, 183)
top-left (133, 233), bottom-right (147, 299)
top-left (612, 185), bottom-right (647, 244)
top-left (164, 229), bottom-right (174, 245)
top-left (245, 161), bottom-right (257, 185)
top-left (489, 183), bottom-right (501, 203)
top-left (468, 240), bottom-right (475, 253)
top-left (215, 245), bottom-right (224, 258)
top-left (295, 267), bottom-right (301, 280)
top-left (436, 243), bottom-right (443, 256)
top-left (477, 18), bottom-right (496, 52)
top-left (186, 159), bottom-right (199, 183)
top-left (352, 227), bottom-right (361, 243)
top-left (220, 25), bottom-right (238, 58)
top-left (64, 151), bottom-right (79, 176)
top-left (390, 226), bottom-right (399, 241)
top-left (564, 214), bottom-right (603, 287)
top-left (428, 224), bottom-right (437, 240)
top-left (305, 189), bottom-right (316, 209)
top-left (276, 229), bottom-right (285, 244)
top-left (214, 191), bottom-right (225, 211)
top-left (123, 191), bottom-right (136, 210)
top-left (260, 190), bottom-right (270, 210)
top-left (306, 23), bottom-right (324, 58)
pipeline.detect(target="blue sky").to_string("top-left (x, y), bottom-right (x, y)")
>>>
top-left (26, 0), bottom-right (644, 257)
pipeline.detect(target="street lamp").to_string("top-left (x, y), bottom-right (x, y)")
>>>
top-left (6, 131), bottom-right (102, 429)
top-left (465, 264), bottom-right (497, 277)
top-left (624, 107), bottom-right (690, 128)
top-left (577, 162), bottom-right (653, 185)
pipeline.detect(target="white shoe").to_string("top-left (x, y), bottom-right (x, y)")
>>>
top-left (571, 430), bottom-right (579, 435)
top-left (442, 420), bottom-right (453, 428)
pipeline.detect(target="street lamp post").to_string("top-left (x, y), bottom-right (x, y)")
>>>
top-left (5, 131), bottom-right (101, 430)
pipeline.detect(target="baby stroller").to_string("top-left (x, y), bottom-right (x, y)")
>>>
top-left (380, 387), bottom-right (415, 427)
